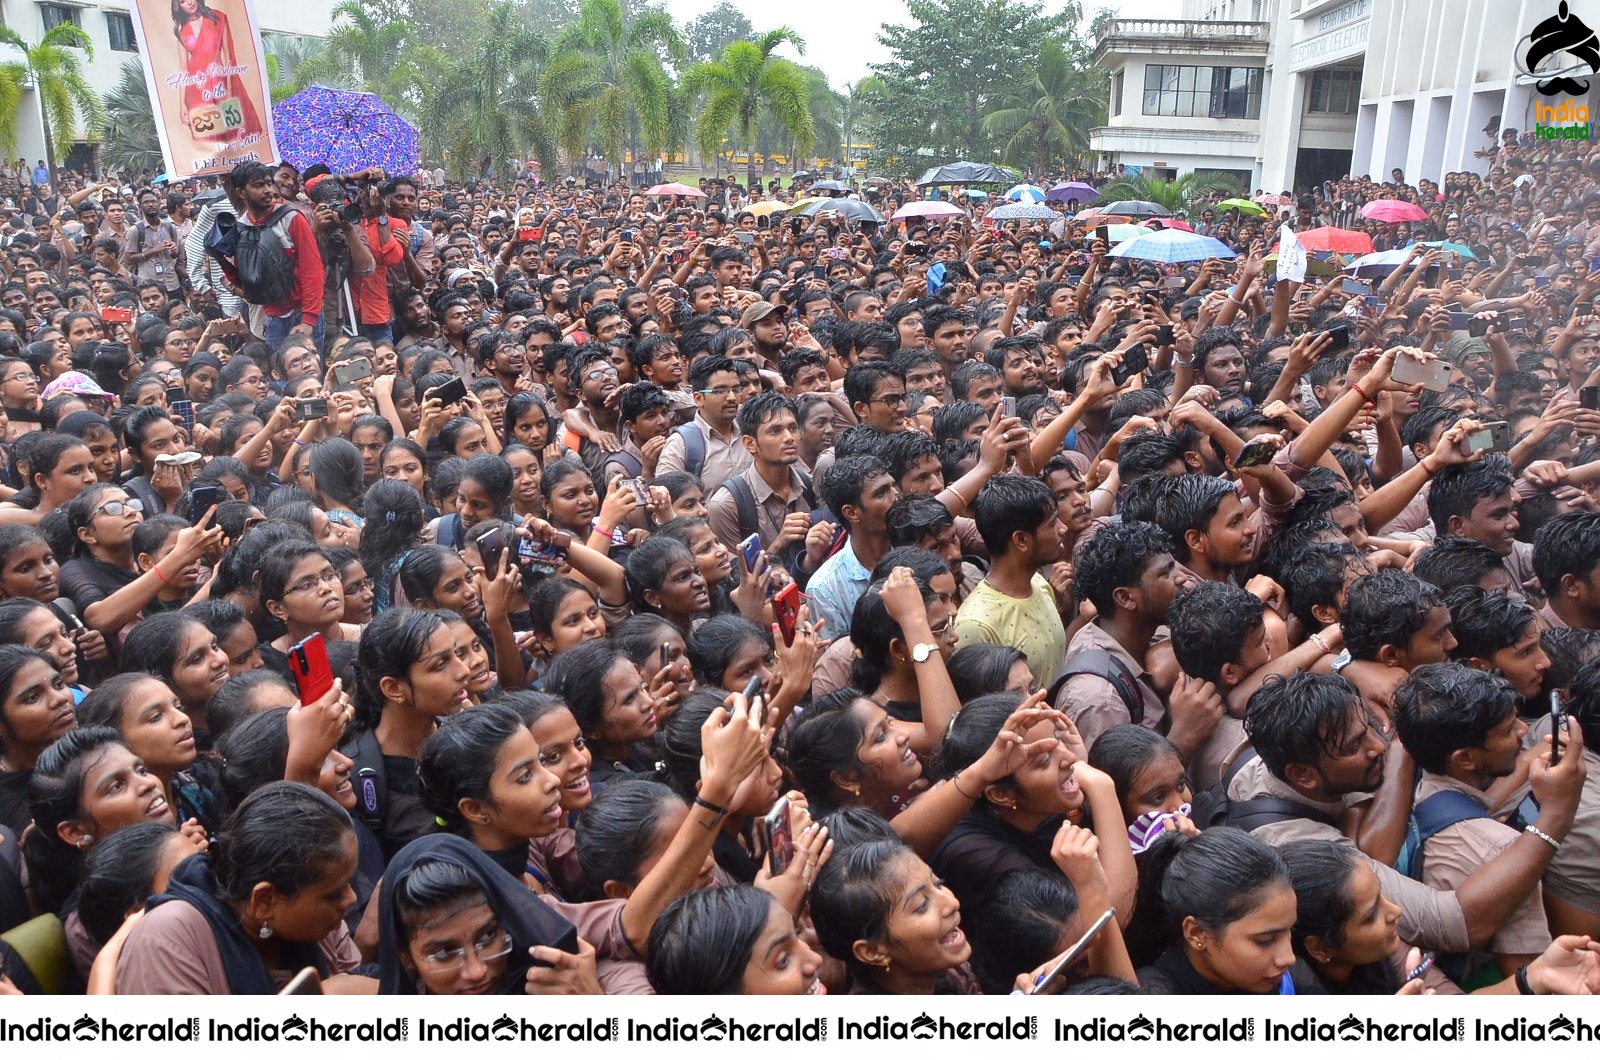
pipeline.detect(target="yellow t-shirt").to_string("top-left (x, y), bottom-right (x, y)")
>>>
top-left (953, 572), bottom-right (1066, 688)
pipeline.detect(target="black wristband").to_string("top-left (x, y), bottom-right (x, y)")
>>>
top-left (1515, 965), bottom-right (1535, 995)
top-left (693, 794), bottom-right (727, 819)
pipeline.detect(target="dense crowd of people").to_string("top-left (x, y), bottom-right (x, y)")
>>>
top-left (0, 122), bottom-right (1598, 998)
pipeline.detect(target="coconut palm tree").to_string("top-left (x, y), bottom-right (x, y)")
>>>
top-left (1096, 171), bottom-right (1244, 214)
top-left (0, 24), bottom-right (104, 175)
top-left (982, 39), bottom-right (1104, 178)
top-left (286, 1), bottom-right (438, 116)
top-left (838, 77), bottom-right (883, 172)
top-left (420, 2), bottom-right (556, 181)
top-left (540, 0), bottom-right (682, 177)
top-left (98, 59), bottom-right (162, 176)
top-left (683, 29), bottom-right (814, 191)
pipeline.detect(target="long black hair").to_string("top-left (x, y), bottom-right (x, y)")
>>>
top-left (646, 884), bottom-right (778, 994)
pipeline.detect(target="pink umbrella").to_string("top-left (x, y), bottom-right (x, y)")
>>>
top-left (892, 200), bottom-right (965, 220)
top-left (645, 182), bottom-right (706, 198)
top-left (1360, 199), bottom-right (1429, 223)
top-left (1144, 218), bottom-right (1193, 232)
top-left (1290, 227), bottom-right (1375, 255)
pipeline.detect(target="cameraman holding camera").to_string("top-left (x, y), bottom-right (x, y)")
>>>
top-left (303, 164), bottom-right (380, 342)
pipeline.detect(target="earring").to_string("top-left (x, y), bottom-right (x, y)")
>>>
top-left (880, 957), bottom-right (892, 973)
top-left (76, 836), bottom-right (92, 848)
top-left (847, 785), bottom-right (861, 797)
top-left (258, 923), bottom-right (274, 940)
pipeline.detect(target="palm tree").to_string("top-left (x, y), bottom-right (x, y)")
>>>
top-left (0, 24), bottom-right (104, 175)
top-left (540, 0), bottom-right (682, 177)
top-left (983, 40), bottom-right (1104, 179)
top-left (1096, 171), bottom-right (1243, 214)
top-left (683, 29), bottom-right (815, 191)
top-left (98, 59), bottom-right (162, 176)
top-left (420, 2), bottom-right (556, 181)
top-left (286, 1), bottom-right (438, 114)
top-left (838, 77), bottom-right (883, 173)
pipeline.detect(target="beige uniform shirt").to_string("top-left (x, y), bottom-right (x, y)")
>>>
top-left (1227, 756), bottom-right (1472, 953)
top-left (1055, 620), bottom-right (1167, 747)
top-left (706, 465), bottom-right (812, 553)
top-left (655, 413), bottom-right (752, 496)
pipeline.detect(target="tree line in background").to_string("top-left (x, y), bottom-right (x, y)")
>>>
top-left (5, 0), bottom-right (1111, 182)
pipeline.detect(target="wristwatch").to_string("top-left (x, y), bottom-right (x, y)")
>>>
top-left (910, 643), bottom-right (940, 663)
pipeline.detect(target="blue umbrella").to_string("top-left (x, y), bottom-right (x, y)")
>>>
top-left (1108, 228), bottom-right (1235, 263)
top-left (1004, 183), bottom-right (1047, 203)
top-left (988, 202), bottom-right (1056, 220)
top-left (272, 85), bottom-right (419, 175)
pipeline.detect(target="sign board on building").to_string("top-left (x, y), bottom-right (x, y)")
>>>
top-left (1290, 0), bottom-right (1371, 70)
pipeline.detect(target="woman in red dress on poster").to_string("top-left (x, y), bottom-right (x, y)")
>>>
top-left (170, 0), bottom-right (263, 143)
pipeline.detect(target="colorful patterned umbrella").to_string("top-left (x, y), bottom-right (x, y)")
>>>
top-left (988, 202), bottom-right (1056, 220)
top-left (1108, 228), bottom-right (1236, 263)
top-left (272, 85), bottom-right (418, 175)
top-left (1004, 183), bottom-right (1047, 203)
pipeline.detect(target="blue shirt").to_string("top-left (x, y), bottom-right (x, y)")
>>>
top-left (806, 537), bottom-right (870, 640)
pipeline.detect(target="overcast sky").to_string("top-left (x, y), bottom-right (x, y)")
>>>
top-left (657, 0), bottom-right (1185, 86)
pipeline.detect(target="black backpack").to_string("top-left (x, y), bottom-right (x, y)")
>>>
top-left (1048, 649), bottom-right (1145, 724)
top-left (1191, 748), bottom-right (1340, 832)
top-left (231, 204), bottom-right (299, 305)
top-left (712, 470), bottom-right (818, 545)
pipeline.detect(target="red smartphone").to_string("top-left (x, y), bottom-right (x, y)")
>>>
top-left (101, 305), bottom-right (134, 324)
top-left (288, 633), bottom-right (334, 706)
top-left (772, 582), bottom-right (801, 646)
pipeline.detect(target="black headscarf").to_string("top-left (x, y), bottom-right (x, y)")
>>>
top-left (148, 851), bottom-right (327, 995)
top-left (376, 833), bottom-right (578, 995)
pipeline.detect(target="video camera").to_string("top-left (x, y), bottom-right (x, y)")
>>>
top-left (309, 177), bottom-right (374, 224)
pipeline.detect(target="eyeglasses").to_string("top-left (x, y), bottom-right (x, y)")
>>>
top-left (344, 578), bottom-right (376, 594)
top-left (285, 569), bottom-right (342, 596)
top-left (93, 498), bottom-right (143, 518)
top-left (420, 930), bottom-right (515, 971)
top-left (928, 616), bottom-right (955, 638)
top-left (696, 386), bottom-right (738, 398)
top-left (583, 366), bottom-right (618, 382)
top-left (5, 371), bottom-right (34, 383)
top-left (871, 392), bottom-right (907, 408)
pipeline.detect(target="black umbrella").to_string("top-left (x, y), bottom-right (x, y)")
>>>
top-left (915, 161), bottom-right (1020, 186)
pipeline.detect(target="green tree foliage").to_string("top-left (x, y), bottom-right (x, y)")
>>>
top-left (0, 24), bottom-right (104, 174)
top-left (421, 1), bottom-right (556, 180)
top-left (866, 0), bottom-right (1075, 171)
top-left (1096, 171), bottom-right (1243, 213)
top-left (685, 2), bottom-right (753, 66)
top-left (982, 37), bottom-right (1106, 177)
top-left (98, 58), bottom-right (162, 176)
top-left (541, 0), bottom-right (683, 172)
top-left (683, 29), bottom-right (814, 190)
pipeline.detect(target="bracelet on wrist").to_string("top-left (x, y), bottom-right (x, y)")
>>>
top-left (1515, 965), bottom-right (1536, 995)
top-left (951, 771), bottom-right (978, 800)
top-left (1350, 381), bottom-right (1373, 405)
top-left (1419, 456), bottom-right (1437, 476)
top-left (151, 566), bottom-right (171, 584)
top-left (693, 794), bottom-right (728, 819)
top-left (1525, 823), bottom-right (1560, 851)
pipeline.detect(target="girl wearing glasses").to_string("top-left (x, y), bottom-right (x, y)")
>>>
top-left (258, 541), bottom-right (362, 663)
top-left (59, 483), bottom-right (223, 642)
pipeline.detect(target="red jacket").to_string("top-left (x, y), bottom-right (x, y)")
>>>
top-left (220, 205), bottom-right (325, 325)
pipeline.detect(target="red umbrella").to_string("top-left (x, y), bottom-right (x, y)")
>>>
top-left (1360, 199), bottom-right (1429, 223)
top-left (1289, 227), bottom-right (1375, 255)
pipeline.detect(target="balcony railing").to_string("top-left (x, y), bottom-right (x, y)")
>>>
top-left (1097, 19), bottom-right (1271, 44)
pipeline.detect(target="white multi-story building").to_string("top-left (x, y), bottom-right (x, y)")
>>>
top-left (1093, 0), bottom-right (1598, 193)
top-left (1088, 0), bottom-right (1272, 187)
top-left (0, 0), bottom-right (336, 172)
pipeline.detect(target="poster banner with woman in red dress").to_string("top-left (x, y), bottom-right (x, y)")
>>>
top-left (126, 0), bottom-right (278, 178)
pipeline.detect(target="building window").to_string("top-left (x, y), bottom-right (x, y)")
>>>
top-left (39, 3), bottom-right (80, 36)
top-left (105, 12), bottom-right (136, 52)
top-left (1142, 65), bottom-right (1262, 119)
top-left (1308, 67), bottom-right (1362, 115)
top-left (1111, 71), bottom-right (1123, 117)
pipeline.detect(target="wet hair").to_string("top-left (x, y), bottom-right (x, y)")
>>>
top-left (121, 613), bottom-right (211, 703)
top-left (1277, 839), bottom-right (1393, 990)
top-left (573, 778), bottom-right (684, 900)
top-left (809, 839), bottom-right (925, 987)
top-left (1150, 475), bottom-right (1236, 564)
top-left (885, 493), bottom-right (955, 549)
top-left (1428, 455), bottom-right (1514, 538)
top-left (0, 524), bottom-right (53, 591)
top-left (1342, 570), bottom-right (1448, 663)
top-left (397, 544), bottom-right (469, 609)
top-left (966, 868), bottom-right (1081, 995)
top-left (211, 781), bottom-right (353, 905)
top-left (1534, 511), bottom-right (1600, 600)
top-left (1412, 535), bottom-right (1507, 593)
top-left (1282, 543), bottom-right (1367, 630)
top-left (359, 479), bottom-right (425, 577)
top-left (686, 615), bottom-right (768, 690)
top-left (459, 453), bottom-right (513, 514)
top-left (1393, 662), bottom-right (1521, 775)
top-left (539, 456), bottom-right (589, 502)
top-left (121, 405), bottom-right (175, 476)
top-left (646, 884), bottom-right (779, 994)
top-left (1445, 585), bottom-right (1537, 663)
top-left (929, 693), bottom-right (1024, 796)
top-left (207, 669), bottom-right (293, 742)
top-left (611, 613), bottom-right (679, 669)
top-left (352, 607), bottom-right (451, 732)
top-left (946, 644), bottom-right (1028, 702)
top-left (390, 856), bottom-right (489, 945)
top-left (626, 536), bottom-right (696, 617)
top-left (779, 689), bottom-right (870, 816)
top-left (214, 707), bottom-right (303, 812)
top-left (849, 577), bottom-right (936, 692)
top-left (0, 597), bottom-right (56, 650)
top-left (1088, 724), bottom-right (1187, 824)
top-left (1071, 519), bottom-right (1174, 612)
top-left (526, 576), bottom-right (599, 641)
top-left (74, 821), bottom-right (182, 948)
top-left (658, 690), bottom-right (730, 802)
top-left (24, 725), bottom-right (124, 915)
top-left (542, 640), bottom-right (630, 736)
top-left (1138, 828), bottom-right (1290, 951)
top-left (417, 704), bottom-right (527, 834)
top-left (296, 437), bottom-right (366, 512)
top-left (1168, 580), bottom-right (1263, 686)
top-left (1244, 673), bottom-right (1370, 784)
top-left (131, 513), bottom-right (186, 563)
